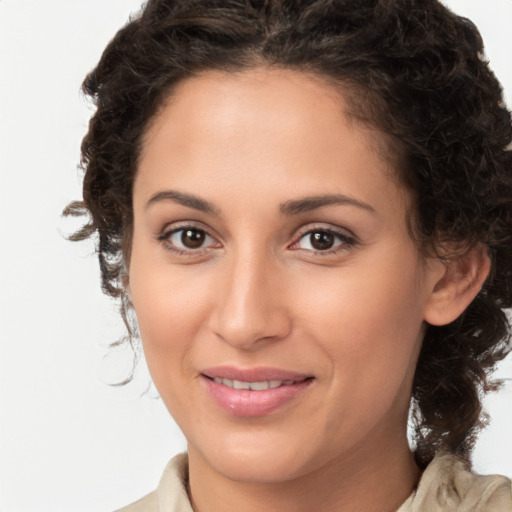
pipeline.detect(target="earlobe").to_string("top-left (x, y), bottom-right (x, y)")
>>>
top-left (423, 244), bottom-right (491, 326)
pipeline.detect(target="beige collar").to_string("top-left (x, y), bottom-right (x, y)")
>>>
top-left (397, 451), bottom-right (511, 512)
top-left (156, 452), bottom-right (511, 512)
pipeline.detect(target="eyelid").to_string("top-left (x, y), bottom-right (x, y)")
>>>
top-left (157, 221), bottom-right (222, 254)
top-left (289, 224), bottom-right (357, 253)
top-left (155, 221), bottom-right (356, 257)
top-left (294, 222), bottom-right (355, 238)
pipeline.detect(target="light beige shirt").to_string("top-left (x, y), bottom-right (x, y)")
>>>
top-left (116, 452), bottom-right (512, 512)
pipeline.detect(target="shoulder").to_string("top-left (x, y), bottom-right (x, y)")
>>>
top-left (114, 453), bottom-right (193, 512)
top-left (402, 451), bottom-right (511, 512)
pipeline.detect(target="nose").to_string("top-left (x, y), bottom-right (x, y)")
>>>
top-left (208, 252), bottom-right (292, 350)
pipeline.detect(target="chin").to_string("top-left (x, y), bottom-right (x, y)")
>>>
top-left (211, 454), bottom-right (308, 484)
top-left (190, 432), bottom-right (326, 484)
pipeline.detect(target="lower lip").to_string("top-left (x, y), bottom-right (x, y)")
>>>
top-left (201, 376), bottom-right (313, 417)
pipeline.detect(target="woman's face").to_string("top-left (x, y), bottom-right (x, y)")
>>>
top-left (129, 68), bottom-right (442, 483)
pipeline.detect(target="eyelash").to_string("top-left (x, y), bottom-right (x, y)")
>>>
top-left (289, 226), bottom-right (356, 255)
top-left (157, 224), bottom-right (219, 256)
top-left (157, 224), bottom-right (356, 257)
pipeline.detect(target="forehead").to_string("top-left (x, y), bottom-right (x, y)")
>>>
top-left (143, 67), bottom-right (344, 153)
top-left (136, 67), bottom-right (411, 221)
top-left (144, 67), bottom-right (396, 158)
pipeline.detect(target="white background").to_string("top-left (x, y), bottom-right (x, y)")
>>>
top-left (0, 1), bottom-right (511, 511)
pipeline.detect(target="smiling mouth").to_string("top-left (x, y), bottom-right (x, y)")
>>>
top-left (205, 376), bottom-right (311, 391)
top-left (201, 374), bottom-right (314, 416)
top-left (200, 366), bottom-right (314, 416)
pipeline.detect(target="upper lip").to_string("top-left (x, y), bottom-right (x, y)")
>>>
top-left (201, 366), bottom-right (312, 382)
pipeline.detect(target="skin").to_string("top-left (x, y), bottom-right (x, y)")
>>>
top-left (128, 68), bottom-right (484, 512)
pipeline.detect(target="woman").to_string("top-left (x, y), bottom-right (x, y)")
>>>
top-left (66, 0), bottom-right (512, 510)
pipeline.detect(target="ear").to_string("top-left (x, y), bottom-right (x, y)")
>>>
top-left (423, 244), bottom-right (491, 326)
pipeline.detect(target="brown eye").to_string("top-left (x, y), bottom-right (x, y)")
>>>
top-left (310, 232), bottom-right (335, 250)
top-left (294, 228), bottom-right (353, 254)
top-left (164, 227), bottom-right (216, 252)
top-left (181, 229), bottom-right (205, 248)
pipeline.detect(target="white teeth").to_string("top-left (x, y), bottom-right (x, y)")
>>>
top-left (233, 380), bottom-right (250, 390)
top-left (249, 381), bottom-right (270, 391)
top-left (212, 378), bottom-right (296, 390)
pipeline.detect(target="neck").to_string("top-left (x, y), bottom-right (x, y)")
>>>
top-left (187, 435), bottom-right (420, 512)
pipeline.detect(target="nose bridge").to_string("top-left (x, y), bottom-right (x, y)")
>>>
top-left (210, 246), bottom-right (290, 349)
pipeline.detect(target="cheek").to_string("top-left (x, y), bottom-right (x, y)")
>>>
top-left (128, 243), bottom-right (208, 379)
top-left (295, 249), bottom-right (426, 385)
top-left (130, 271), bottom-right (209, 423)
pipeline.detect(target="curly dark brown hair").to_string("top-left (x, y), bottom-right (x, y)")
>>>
top-left (65, 0), bottom-right (512, 466)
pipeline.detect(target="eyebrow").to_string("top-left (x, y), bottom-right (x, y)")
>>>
top-left (280, 194), bottom-right (376, 216)
top-left (145, 190), bottom-right (220, 214)
top-left (145, 190), bottom-right (375, 216)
